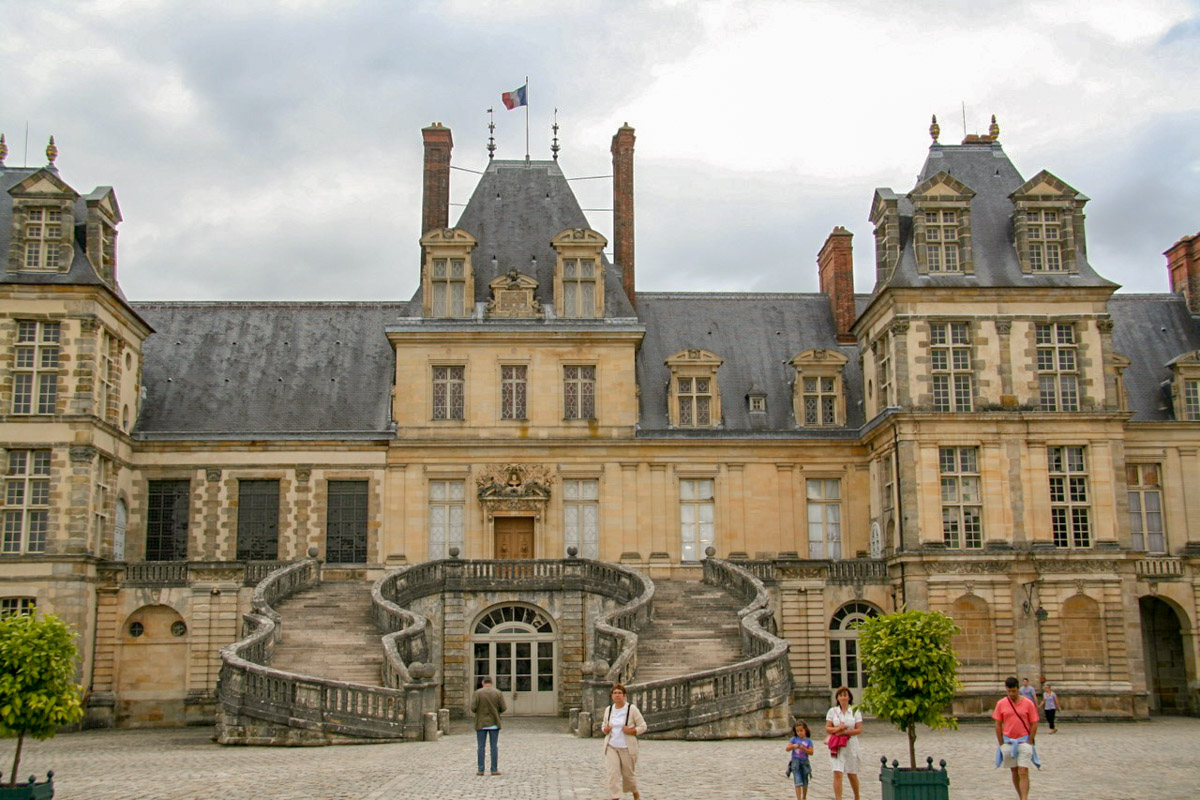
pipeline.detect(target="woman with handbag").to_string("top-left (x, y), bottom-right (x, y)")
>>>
top-left (825, 685), bottom-right (863, 800)
top-left (601, 683), bottom-right (647, 800)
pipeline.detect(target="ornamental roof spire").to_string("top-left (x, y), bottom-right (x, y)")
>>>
top-left (45, 135), bottom-right (58, 169)
top-left (0, 133), bottom-right (7, 166)
top-left (989, 114), bottom-right (1000, 139)
top-left (929, 115), bottom-right (940, 143)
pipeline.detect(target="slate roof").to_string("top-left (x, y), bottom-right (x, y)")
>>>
top-left (131, 302), bottom-right (405, 439)
top-left (878, 142), bottom-right (1117, 291)
top-left (635, 293), bottom-right (864, 434)
top-left (411, 159), bottom-right (636, 319)
top-left (1108, 294), bottom-right (1200, 421)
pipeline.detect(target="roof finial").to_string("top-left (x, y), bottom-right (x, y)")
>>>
top-left (0, 133), bottom-right (7, 166)
top-left (551, 107), bottom-right (560, 161)
top-left (988, 114), bottom-right (1000, 139)
top-left (45, 135), bottom-right (58, 168)
top-left (929, 115), bottom-right (940, 143)
top-left (486, 107), bottom-right (496, 161)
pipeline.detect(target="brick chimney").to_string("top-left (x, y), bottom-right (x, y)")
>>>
top-left (611, 124), bottom-right (636, 309)
top-left (421, 123), bottom-right (453, 235)
top-left (818, 226), bottom-right (856, 344)
top-left (1166, 232), bottom-right (1200, 314)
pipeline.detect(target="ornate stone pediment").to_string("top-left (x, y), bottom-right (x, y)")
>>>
top-left (476, 463), bottom-right (554, 519)
top-left (485, 269), bottom-right (542, 318)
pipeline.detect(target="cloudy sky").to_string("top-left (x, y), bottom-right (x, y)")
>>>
top-left (3, 0), bottom-right (1199, 301)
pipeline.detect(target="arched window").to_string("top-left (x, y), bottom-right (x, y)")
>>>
top-left (1062, 594), bottom-right (1104, 667)
top-left (829, 602), bottom-right (880, 692)
top-left (471, 604), bottom-right (557, 716)
top-left (951, 594), bottom-right (995, 668)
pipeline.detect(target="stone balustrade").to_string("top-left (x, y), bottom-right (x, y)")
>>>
top-left (1135, 557), bottom-right (1184, 578)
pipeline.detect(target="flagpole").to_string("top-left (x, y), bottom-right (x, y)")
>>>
top-left (525, 75), bottom-right (530, 161)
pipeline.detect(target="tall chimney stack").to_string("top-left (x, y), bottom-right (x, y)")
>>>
top-left (818, 227), bottom-right (857, 344)
top-left (421, 123), bottom-right (453, 235)
top-left (1166, 232), bottom-right (1200, 314)
top-left (611, 123), bottom-right (636, 309)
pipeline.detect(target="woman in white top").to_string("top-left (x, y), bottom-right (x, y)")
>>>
top-left (601, 683), bottom-right (647, 800)
top-left (825, 685), bottom-right (864, 800)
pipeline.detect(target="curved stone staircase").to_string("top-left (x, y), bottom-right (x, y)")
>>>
top-left (633, 579), bottom-right (745, 682)
top-left (269, 580), bottom-right (383, 685)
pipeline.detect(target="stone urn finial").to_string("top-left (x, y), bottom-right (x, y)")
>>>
top-left (929, 114), bottom-right (940, 143)
top-left (448, 546), bottom-right (460, 559)
top-left (307, 546), bottom-right (319, 558)
top-left (567, 546), bottom-right (578, 558)
top-left (704, 546), bottom-right (716, 558)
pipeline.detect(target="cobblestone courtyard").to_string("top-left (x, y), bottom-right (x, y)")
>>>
top-left (12, 716), bottom-right (1199, 799)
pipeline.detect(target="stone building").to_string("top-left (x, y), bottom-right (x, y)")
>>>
top-left (1, 117), bottom-right (1198, 734)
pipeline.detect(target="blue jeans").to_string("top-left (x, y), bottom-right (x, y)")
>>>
top-left (476, 728), bottom-right (499, 773)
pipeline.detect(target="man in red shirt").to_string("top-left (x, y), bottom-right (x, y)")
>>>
top-left (993, 676), bottom-right (1039, 800)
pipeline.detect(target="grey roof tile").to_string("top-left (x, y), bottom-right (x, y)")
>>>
top-left (1107, 294), bottom-right (1200, 421)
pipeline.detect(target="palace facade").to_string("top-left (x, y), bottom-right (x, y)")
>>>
top-left (2, 118), bottom-right (1199, 729)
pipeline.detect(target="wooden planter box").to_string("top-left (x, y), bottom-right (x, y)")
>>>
top-left (879, 757), bottom-right (949, 800)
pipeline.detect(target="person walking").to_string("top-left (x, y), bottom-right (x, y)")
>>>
top-left (471, 676), bottom-right (507, 776)
top-left (786, 719), bottom-right (815, 800)
top-left (1019, 678), bottom-right (1038, 707)
top-left (601, 683), bottom-right (647, 800)
top-left (825, 686), bottom-right (863, 800)
top-left (994, 676), bottom-right (1040, 800)
top-left (1040, 682), bottom-right (1060, 734)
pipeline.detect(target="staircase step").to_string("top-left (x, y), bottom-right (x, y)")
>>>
top-left (634, 580), bottom-right (746, 683)
top-left (269, 580), bottom-right (384, 686)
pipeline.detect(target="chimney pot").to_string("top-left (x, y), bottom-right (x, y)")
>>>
top-left (818, 227), bottom-right (856, 343)
top-left (612, 125), bottom-right (637, 310)
top-left (1165, 232), bottom-right (1200, 314)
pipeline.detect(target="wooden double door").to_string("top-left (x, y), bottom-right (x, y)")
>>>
top-left (493, 516), bottom-right (534, 559)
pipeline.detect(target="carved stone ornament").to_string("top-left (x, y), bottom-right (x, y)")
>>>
top-left (485, 269), bottom-right (542, 318)
top-left (295, 468), bottom-right (311, 483)
top-left (206, 468), bottom-right (222, 482)
top-left (476, 463), bottom-right (554, 520)
top-left (1035, 559), bottom-right (1120, 574)
top-left (70, 445), bottom-right (96, 463)
top-left (775, 566), bottom-right (828, 580)
top-left (1097, 318), bottom-right (1114, 333)
top-left (890, 319), bottom-right (910, 335)
top-left (924, 560), bottom-right (1010, 574)
top-left (996, 320), bottom-right (1013, 335)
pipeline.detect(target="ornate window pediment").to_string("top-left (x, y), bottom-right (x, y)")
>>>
top-left (909, 172), bottom-right (975, 275)
top-left (790, 349), bottom-right (848, 427)
top-left (476, 463), bottom-right (555, 520)
top-left (8, 170), bottom-right (78, 275)
top-left (1010, 170), bottom-right (1087, 275)
top-left (666, 349), bottom-right (723, 428)
top-left (420, 227), bottom-right (477, 318)
top-left (1166, 350), bottom-right (1200, 421)
top-left (486, 268), bottom-right (542, 318)
top-left (551, 228), bottom-right (606, 319)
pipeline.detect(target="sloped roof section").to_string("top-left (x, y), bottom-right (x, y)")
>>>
top-left (1108, 294), bottom-right (1200, 421)
top-left (415, 159), bottom-right (635, 318)
top-left (636, 293), bottom-right (864, 433)
top-left (132, 302), bottom-right (405, 439)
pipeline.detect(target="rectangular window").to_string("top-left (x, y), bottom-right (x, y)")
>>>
top-left (679, 478), bottom-right (714, 561)
top-left (940, 447), bottom-right (983, 548)
top-left (562, 478), bottom-right (599, 558)
top-left (98, 329), bottom-right (119, 424)
top-left (1127, 464), bottom-right (1164, 553)
top-left (1183, 379), bottom-right (1200, 421)
top-left (21, 208), bottom-right (64, 271)
top-left (1036, 323), bottom-right (1079, 411)
top-left (432, 365), bottom-right (465, 420)
top-left (146, 480), bottom-right (190, 561)
top-left (930, 322), bottom-right (973, 411)
top-left (326, 480), bottom-right (368, 564)
top-left (677, 377), bottom-right (712, 427)
top-left (0, 597), bottom-right (36, 616)
top-left (236, 480), bottom-right (279, 560)
top-left (563, 365), bottom-right (596, 420)
top-left (428, 480), bottom-right (465, 558)
top-left (3, 450), bottom-right (51, 554)
top-left (802, 376), bottom-right (838, 425)
top-left (1027, 209), bottom-right (1063, 271)
top-left (1048, 446), bottom-right (1091, 548)
top-left (807, 478), bottom-right (842, 559)
top-left (925, 210), bottom-right (960, 272)
top-left (12, 321), bottom-right (60, 415)
top-left (93, 456), bottom-right (112, 553)
top-left (500, 365), bottom-right (527, 420)
top-left (430, 258), bottom-right (467, 317)
top-left (562, 259), bottom-right (597, 318)
top-left (875, 332), bottom-right (893, 409)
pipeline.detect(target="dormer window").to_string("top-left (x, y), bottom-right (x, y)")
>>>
top-left (1026, 209), bottom-right (1063, 271)
top-left (420, 228), bottom-right (477, 318)
top-left (790, 349), bottom-right (848, 427)
top-left (8, 169), bottom-right (79, 275)
top-left (666, 349), bottom-right (723, 429)
top-left (551, 228), bottom-right (606, 319)
top-left (24, 208), bottom-right (66, 271)
top-left (1011, 170), bottom-right (1086, 275)
top-left (1165, 350), bottom-right (1200, 421)
top-left (924, 210), bottom-right (961, 272)
top-left (909, 172), bottom-right (975, 275)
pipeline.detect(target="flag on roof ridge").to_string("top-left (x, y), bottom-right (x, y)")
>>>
top-left (501, 84), bottom-right (528, 110)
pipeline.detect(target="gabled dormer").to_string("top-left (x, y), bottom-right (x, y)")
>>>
top-left (790, 348), bottom-right (849, 427)
top-left (1010, 170), bottom-right (1088, 275)
top-left (84, 187), bottom-right (121, 283)
top-left (1165, 350), bottom-right (1200, 421)
top-left (7, 168), bottom-right (78, 276)
top-left (419, 227), bottom-right (477, 318)
top-left (870, 189), bottom-right (902, 286)
top-left (551, 228), bottom-right (606, 319)
top-left (665, 348), bottom-right (723, 429)
top-left (908, 172), bottom-right (976, 275)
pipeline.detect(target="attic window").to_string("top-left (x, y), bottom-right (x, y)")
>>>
top-left (748, 395), bottom-right (766, 413)
top-left (23, 208), bottom-right (67, 272)
top-left (1026, 210), bottom-right (1063, 271)
top-left (552, 228), bottom-right (607, 319)
top-left (1011, 170), bottom-right (1086, 275)
top-left (665, 349), bottom-right (723, 429)
top-left (924, 210), bottom-right (961, 272)
top-left (909, 171), bottom-right (975, 276)
top-left (419, 228), bottom-right (477, 318)
top-left (790, 349), bottom-right (848, 427)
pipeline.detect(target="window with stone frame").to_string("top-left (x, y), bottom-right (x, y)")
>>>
top-left (930, 322), bottom-right (973, 412)
top-left (432, 365), bottom-right (465, 420)
top-left (807, 478), bottom-right (842, 559)
top-left (1186, 379), bottom-right (1200, 421)
top-left (326, 480), bottom-right (368, 564)
top-left (93, 456), bottom-right (113, 554)
top-left (1036, 323), bottom-right (1079, 411)
top-left (22, 207), bottom-right (67, 271)
top-left (419, 228), bottom-right (476, 319)
top-left (236, 479), bottom-right (279, 560)
top-left (0, 597), bottom-right (36, 616)
top-left (561, 259), bottom-right (598, 318)
top-left (665, 349), bottom-right (723, 429)
top-left (1025, 209), bottom-right (1064, 271)
top-left (428, 479), bottom-right (465, 558)
top-left (12, 320), bottom-right (60, 415)
top-left (98, 328), bottom-right (119, 424)
top-left (791, 350), bottom-right (847, 428)
top-left (1011, 171), bottom-right (1085, 275)
top-left (679, 478), bottom-right (715, 561)
top-left (146, 479), bottom-right (190, 561)
top-left (562, 478), bottom-right (599, 558)
top-left (431, 258), bottom-right (467, 317)
top-left (500, 365), bottom-right (527, 420)
top-left (563, 365), bottom-right (596, 420)
top-left (551, 228), bottom-right (606, 319)
top-left (940, 447), bottom-right (983, 548)
top-left (1127, 464), bottom-right (1165, 553)
top-left (3, 450), bottom-right (51, 555)
top-left (909, 172), bottom-right (975, 275)
top-left (874, 331), bottom-right (893, 409)
top-left (923, 210), bottom-right (962, 272)
top-left (1048, 446), bottom-right (1091, 548)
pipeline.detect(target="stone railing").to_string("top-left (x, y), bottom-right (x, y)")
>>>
top-left (1135, 557), bottom-right (1184, 578)
top-left (586, 562), bottom-right (656, 684)
top-left (218, 557), bottom-right (411, 743)
top-left (582, 555), bottom-right (791, 738)
top-left (124, 561), bottom-right (190, 586)
top-left (734, 558), bottom-right (889, 585)
top-left (827, 558), bottom-right (888, 583)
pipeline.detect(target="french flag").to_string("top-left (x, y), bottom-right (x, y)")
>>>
top-left (501, 84), bottom-right (528, 110)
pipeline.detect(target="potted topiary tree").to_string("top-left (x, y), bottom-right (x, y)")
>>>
top-left (0, 610), bottom-right (85, 799)
top-left (855, 609), bottom-right (960, 800)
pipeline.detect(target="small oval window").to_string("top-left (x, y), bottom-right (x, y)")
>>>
top-left (128, 621), bottom-right (145, 638)
top-left (171, 621), bottom-right (187, 637)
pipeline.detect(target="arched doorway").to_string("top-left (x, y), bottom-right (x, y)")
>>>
top-left (1139, 596), bottom-right (1190, 714)
top-left (117, 604), bottom-right (189, 726)
top-left (471, 604), bottom-right (557, 716)
top-left (830, 602), bottom-right (880, 699)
